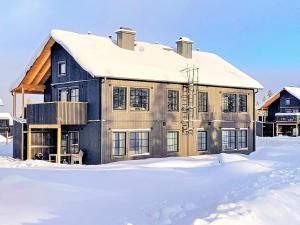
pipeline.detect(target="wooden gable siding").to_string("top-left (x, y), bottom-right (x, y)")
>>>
top-left (279, 90), bottom-right (300, 112)
top-left (100, 79), bottom-right (255, 163)
top-left (50, 43), bottom-right (101, 121)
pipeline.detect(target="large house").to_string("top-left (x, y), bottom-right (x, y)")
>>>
top-left (11, 27), bottom-right (263, 164)
top-left (257, 86), bottom-right (300, 137)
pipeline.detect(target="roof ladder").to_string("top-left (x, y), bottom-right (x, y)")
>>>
top-left (181, 65), bottom-right (199, 135)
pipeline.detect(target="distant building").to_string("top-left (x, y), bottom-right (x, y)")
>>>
top-left (0, 112), bottom-right (13, 142)
top-left (11, 27), bottom-right (262, 164)
top-left (257, 86), bottom-right (300, 137)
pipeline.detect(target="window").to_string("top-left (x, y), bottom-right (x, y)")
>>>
top-left (168, 90), bottom-right (179, 111)
top-left (129, 132), bottom-right (149, 155)
top-left (69, 132), bottom-right (79, 154)
top-left (113, 87), bottom-right (127, 110)
top-left (238, 130), bottom-right (248, 149)
top-left (61, 133), bottom-right (68, 154)
top-left (197, 131), bottom-right (207, 151)
top-left (58, 89), bottom-right (68, 101)
top-left (198, 92), bottom-right (208, 112)
top-left (285, 98), bottom-right (291, 106)
top-left (58, 61), bottom-right (66, 76)
top-left (112, 132), bottom-right (126, 156)
top-left (239, 95), bottom-right (247, 112)
top-left (222, 130), bottom-right (236, 150)
top-left (70, 88), bottom-right (79, 102)
top-left (167, 131), bottom-right (179, 152)
top-left (58, 88), bottom-right (79, 102)
top-left (130, 88), bottom-right (149, 111)
top-left (0, 120), bottom-right (8, 128)
top-left (222, 94), bottom-right (236, 112)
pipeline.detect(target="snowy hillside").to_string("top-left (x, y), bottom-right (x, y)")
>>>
top-left (0, 137), bottom-right (300, 225)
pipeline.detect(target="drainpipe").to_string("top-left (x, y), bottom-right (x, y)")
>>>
top-left (100, 77), bottom-right (106, 164)
top-left (253, 89), bottom-right (259, 152)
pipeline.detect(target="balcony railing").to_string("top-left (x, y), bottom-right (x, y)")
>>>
top-left (26, 102), bottom-right (87, 125)
top-left (275, 113), bottom-right (300, 123)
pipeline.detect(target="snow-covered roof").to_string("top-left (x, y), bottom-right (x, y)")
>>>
top-left (50, 29), bottom-right (262, 89)
top-left (0, 113), bottom-right (13, 126)
top-left (258, 86), bottom-right (300, 110)
top-left (284, 86), bottom-right (300, 100)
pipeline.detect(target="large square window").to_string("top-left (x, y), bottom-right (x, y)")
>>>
top-left (130, 88), bottom-right (149, 111)
top-left (222, 94), bottom-right (236, 113)
top-left (222, 130), bottom-right (236, 150)
top-left (129, 132), bottom-right (149, 155)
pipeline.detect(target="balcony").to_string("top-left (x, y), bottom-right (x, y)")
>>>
top-left (275, 113), bottom-right (300, 123)
top-left (26, 102), bottom-right (88, 125)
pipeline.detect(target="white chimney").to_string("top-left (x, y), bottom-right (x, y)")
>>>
top-left (115, 27), bottom-right (136, 50)
top-left (176, 37), bottom-right (193, 58)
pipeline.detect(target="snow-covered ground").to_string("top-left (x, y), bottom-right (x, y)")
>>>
top-left (0, 137), bottom-right (300, 225)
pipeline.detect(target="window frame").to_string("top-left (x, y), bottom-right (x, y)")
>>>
top-left (113, 87), bottom-right (127, 110)
top-left (239, 94), bottom-right (248, 113)
top-left (129, 132), bottom-right (150, 155)
top-left (222, 93), bottom-right (237, 113)
top-left (167, 90), bottom-right (179, 112)
top-left (167, 131), bottom-right (179, 152)
top-left (58, 88), bottom-right (69, 102)
top-left (70, 87), bottom-right (80, 102)
top-left (112, 132), bottom-right (126, 156)
top-left (58, 61), bottom-right (66, 77)
top-left (130, 88), bottom-right (150, 111)
top-left (69, 131), bottom-right (79, 154)
top-left (197, 130), bottom-right (208, 151)
top-left (238, 129), bottom-right (248, 150)
top-left (198, 92), bottom-right (208, 112)
top-left (222, 129), bottom-right (237, 151)
top-left (58, 87), bottom-right (80, 102)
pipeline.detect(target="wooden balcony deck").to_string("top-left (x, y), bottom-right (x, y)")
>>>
top-left (26, 102), bottom-right (88, 125)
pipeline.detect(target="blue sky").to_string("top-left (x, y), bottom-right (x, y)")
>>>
top-left (0, 0), bottom-right (299, 113)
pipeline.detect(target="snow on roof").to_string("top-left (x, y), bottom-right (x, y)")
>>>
top-left (284, 86), bottom-right (300, 100)
top-left (0, 113), bottom-right (13, 126)
top-left (50, 29), bottom-right (263, 89)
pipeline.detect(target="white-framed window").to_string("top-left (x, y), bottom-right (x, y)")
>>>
top-left (58, 89), bottom-right (68, 101)
top-left (58, 87), bottom-right (79, 102)
top-left (167, 131), bottom-right (179, 152)
top-left (285, 98), bottom-right (291, 106)
top-left (112, 132), bottom-right (126, 156)
top-left (129, 132), bottom-right (149, 155)
top-left (222, 129), bottom-right (236, 150)
top-left (58, 61), bottom-right (66, 76)
top-left (197, 131), bottom-right (207, 151)
top-left (70, 88), bottom-right (79, 102)
top-left (238, 129), bottom-right (248, 149)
